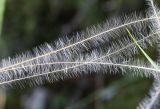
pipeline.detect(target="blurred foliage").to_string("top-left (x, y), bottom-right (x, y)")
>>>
top-left (0, 0), bottom-right (159, 109)
top-left (0, 0), bottom-right (5, 34)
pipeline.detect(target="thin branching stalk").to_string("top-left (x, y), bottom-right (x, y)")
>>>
top-left (137, 0), bottom-right (160, 109)
top-left (0, 61), bottom-right (159, 85)
top-left (0, 16), bottom-right (159, 87)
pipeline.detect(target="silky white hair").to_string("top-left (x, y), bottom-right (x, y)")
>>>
top-left (0, 0), bottom-right (160, 108)
top-left (0, 1), bottom-right (159, 85)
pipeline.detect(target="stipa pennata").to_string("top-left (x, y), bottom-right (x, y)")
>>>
top-left (0, 0), bottom-right (160, 108)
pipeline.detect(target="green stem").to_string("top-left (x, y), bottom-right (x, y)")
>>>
top-left (126, 28), bottom-right (158, 69)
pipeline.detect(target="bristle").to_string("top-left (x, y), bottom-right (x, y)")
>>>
top-left (137, 79), bottom-right (160, 109)
top-left (137, 0), bottom-right (160, 109)
top-left (0, 1), bottom-right (159, 88)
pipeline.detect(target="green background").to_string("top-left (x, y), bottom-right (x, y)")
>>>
top-left (0, 0), bottom-right (159, 109)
